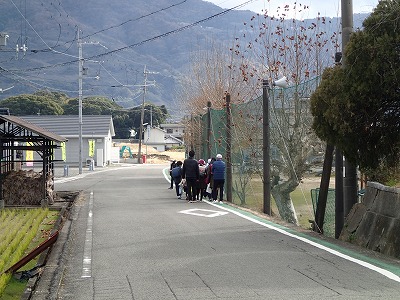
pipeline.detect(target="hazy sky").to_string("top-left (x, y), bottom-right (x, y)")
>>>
top-left (206, 0), bottom-right (380, 18)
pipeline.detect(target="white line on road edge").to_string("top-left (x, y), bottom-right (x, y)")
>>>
top-left (81, 190), bottom-right (94, 278)
top-left (207, 202), bottom-right (400, 283)
top-left (163, 167), bottom-right (171, 183)
top-left (55, 165), bottom-right (135, 184)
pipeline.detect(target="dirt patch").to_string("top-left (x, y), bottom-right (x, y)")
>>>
top-left (116, 142), bottom-right (185, 164)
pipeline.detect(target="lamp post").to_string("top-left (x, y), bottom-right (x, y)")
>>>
top-left (263, 76), bottom-right (287, 216)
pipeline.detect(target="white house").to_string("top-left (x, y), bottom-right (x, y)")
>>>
top-left (160, 123), bottom-right (185, 140)
top-left (143, 126), bottom-right (183, 152)
top-left (21, 115), bottom-right (115, 167)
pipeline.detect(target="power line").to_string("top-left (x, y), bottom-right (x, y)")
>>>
top-left (5, 0), bottom-right (255, 73)
top-left (28, 0), bottom-right (188, 54)
top-left (83, 0), bottom-right (188, 40)
top-left (83, 0), bottom-right (256, 61)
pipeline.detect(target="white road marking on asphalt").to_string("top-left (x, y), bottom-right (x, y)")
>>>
top-left (179, 208), bottom-right (229, 218)
top-left (163, 167), bottom-right (171, 183)
top-left (55, 165), bottom-right (135, 184)
top-left (211, 203), bottom-right (400, 283)
top-left (81, 190), bottom-right (94, 278)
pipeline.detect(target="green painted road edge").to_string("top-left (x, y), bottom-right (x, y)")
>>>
top-left (219, 202), bottom-right (400, 277)
top-left (161, 166), bottom-right (400, 278)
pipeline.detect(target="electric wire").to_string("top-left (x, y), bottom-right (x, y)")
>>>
top-left (10, 0), bottom-right (81, 59)
top-left (6, 0), bottom-right (256, 74)
top-left (27, 0), bottom-right (189, 54)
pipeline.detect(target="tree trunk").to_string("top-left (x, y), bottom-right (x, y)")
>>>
top-left (271, 178), bottom-right (299, 225)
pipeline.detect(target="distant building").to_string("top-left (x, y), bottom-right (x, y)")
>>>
top-left (143, 126), bottom-right (183, 152)
top-left (21, 115), bottom-right (115, 167)
top-left (160, 123), bottom-right (185, 140)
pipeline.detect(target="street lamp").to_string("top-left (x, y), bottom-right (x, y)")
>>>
top-left (263, 76), bottom-right (288, 215)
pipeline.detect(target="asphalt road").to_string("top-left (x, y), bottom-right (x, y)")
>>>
top-left (31, 164), bottom-right (400, 299)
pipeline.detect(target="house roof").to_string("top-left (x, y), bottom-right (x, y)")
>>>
top-left (160, 123), bottom-right (184, 128)
top-left (20, 115), bottom-right (115, 138)
top-left (165, 135), bottom-right (183, 144)
top-left (144, 126), bottom-right (166, 134)
top-left (0, 115), bottom-right (66, 142)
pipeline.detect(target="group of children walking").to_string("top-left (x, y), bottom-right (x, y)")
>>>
top-left (168, 150), bottom-right (226, 203)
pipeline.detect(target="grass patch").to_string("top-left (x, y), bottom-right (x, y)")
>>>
top-left (231, 173), bottom-right (325, 229)
top-left (0, 208), bottom-right (59, 299)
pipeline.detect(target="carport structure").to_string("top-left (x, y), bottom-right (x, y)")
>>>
top-left (0, 115), bottom-right (67, 208)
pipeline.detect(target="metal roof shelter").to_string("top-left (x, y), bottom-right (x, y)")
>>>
top-left (0, 115), bottom-right (67, 208)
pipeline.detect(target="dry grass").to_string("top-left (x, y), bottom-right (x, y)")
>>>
top-left (116, 142), bottom-right (185, 164)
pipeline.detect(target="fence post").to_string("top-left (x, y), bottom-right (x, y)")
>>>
top-left (226, 93), bottom-right (232, 203)
top-left (314, 144), bottom-right (334, 234)
top-left (263, 80), bottom-right (271, 215)
top-left (207, 101), bottom-right (212, 160)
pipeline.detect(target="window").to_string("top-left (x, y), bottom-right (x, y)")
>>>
top-left (166, 129), bottom-right (173, 133)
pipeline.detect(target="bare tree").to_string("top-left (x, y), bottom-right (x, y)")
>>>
top-left (228, 5), bottom-right (338, 224)
top-left (178, 38), bottom-right (258, 159)
top-left (179, 6), bottom-right (336, 224)
top-left (178, 38), bottom-right (257, 113)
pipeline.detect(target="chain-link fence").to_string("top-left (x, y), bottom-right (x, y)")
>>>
top-left (311, 188), bottom-right (336, 238)
top-left (187, 76), bottom-right (335, 232)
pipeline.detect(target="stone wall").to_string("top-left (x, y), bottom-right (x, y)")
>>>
top-left (340, 182), bottom-right (400, 259)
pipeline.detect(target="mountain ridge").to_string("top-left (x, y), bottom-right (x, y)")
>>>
top-left (0, 0), bottom-right (369, 113)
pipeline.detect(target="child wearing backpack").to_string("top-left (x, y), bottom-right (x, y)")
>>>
top-left (196, 159), bottom-right (207, 201)
top-left (171, 161), bottom-right (183, 199)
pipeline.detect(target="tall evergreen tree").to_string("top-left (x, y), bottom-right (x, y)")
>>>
top-left (311, 0), bottom-right (400, 178)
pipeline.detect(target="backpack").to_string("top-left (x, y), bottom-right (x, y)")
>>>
top-left (199, 165), bottom-right (206, 177)
top-left (171, 166), bottom-right (181, 178)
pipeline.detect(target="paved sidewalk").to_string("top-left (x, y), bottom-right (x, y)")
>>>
top-left (53, 163), bottom-right (136, 178)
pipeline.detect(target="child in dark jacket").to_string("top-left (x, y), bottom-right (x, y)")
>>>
top-left (171, 161), bottom-right (183, 198)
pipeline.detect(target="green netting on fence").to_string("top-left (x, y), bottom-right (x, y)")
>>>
top-left (310, 188), bottom-right (336, 238)
top-left (192, 76), bottom-right (332, 230)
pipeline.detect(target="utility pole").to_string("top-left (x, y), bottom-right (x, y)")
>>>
top-left (262, 77), bottom-right (287, 216)
top-left (78, 29), bottom-right (83, 175)
top-left (77, 29), bottom-right (101, 174)
top-left (137, 65), bottom-right (156, 164)
top-left (341, 0), bottom-right (358, 223)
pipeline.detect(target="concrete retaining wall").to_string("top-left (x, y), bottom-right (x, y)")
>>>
top-left (340, 182), bottom-right (400, 259)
